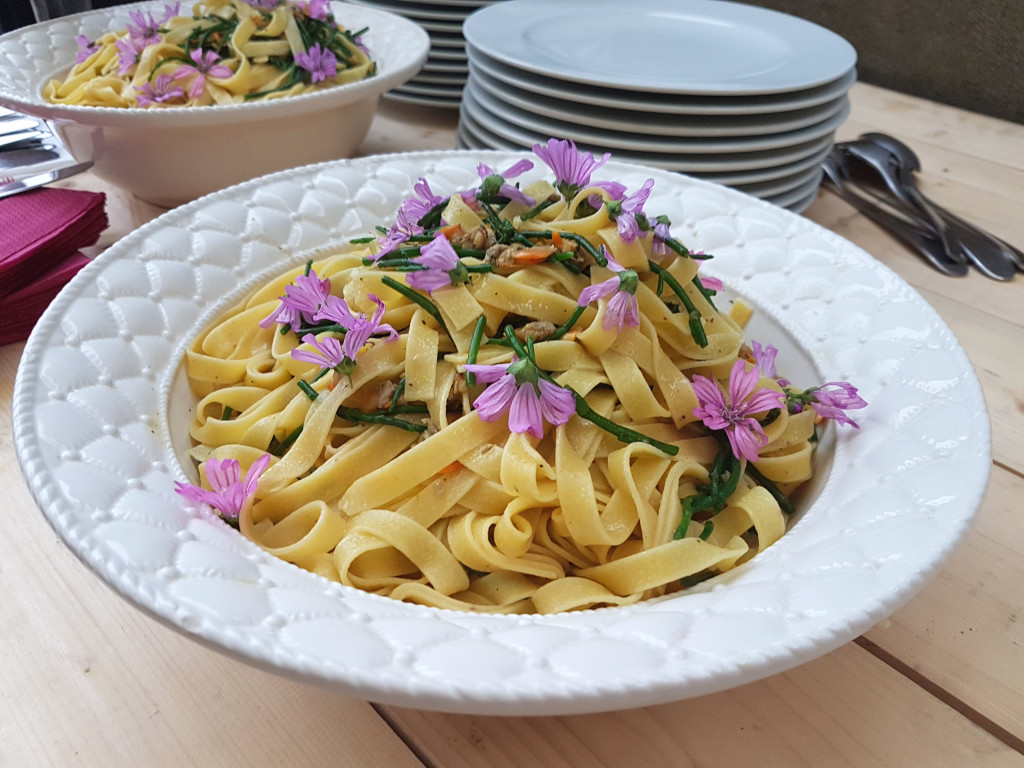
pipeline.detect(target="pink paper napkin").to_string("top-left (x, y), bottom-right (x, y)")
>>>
top-left (0, 187), bottom-right (108, 345)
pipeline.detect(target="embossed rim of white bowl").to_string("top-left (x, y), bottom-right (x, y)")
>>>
top-left (12, 151), bottom-right (991, 715)
top-left (0, 1), bottom-right (430, 127)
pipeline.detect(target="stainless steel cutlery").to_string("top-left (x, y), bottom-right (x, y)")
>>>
top-left (823, 133), bottom-right (1021, 279)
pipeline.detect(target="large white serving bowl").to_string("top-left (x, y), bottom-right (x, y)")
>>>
top-left (12, 149), bottom-right (991, 715)
top-left (0, 1), bottom-right (429, 206)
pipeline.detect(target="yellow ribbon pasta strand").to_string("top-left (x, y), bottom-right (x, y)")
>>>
top-left (339, 413), bottom-right (506, 514)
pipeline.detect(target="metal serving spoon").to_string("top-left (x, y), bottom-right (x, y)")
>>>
top-left (857, 133), bottom-right (1021, 278)
top-left (822, 150), bottom-right (968, 277)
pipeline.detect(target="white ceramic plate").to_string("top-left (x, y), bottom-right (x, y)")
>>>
top-left (467, 44), bottom-right (858, 117)
top-left (412, 71), bottom-right (468, 85)
top-left (762, 168), bottom-right (824, 210)
top-left (469, 67), bottom-right (850, 138)
top-left (463, 0), bottom-right (856, 95)
top-left (463, 78), bottom-right (851, 153)
top-left (459, 95), bottom-right (841, 172)
top-left (394, 79), bottom-right (464, 97)
top-left (385, 89), bottom-right (462, 108)
top-left (424, 59), bottom-right (469, 74)
top-left (13, 151), bottom-right (989, 716)
top-left (457, 111), bottom-right (836, 187)
top-left (350, 0), bottom-right (475, 21)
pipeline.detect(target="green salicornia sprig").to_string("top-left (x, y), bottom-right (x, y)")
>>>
top-left (389, 376), bottom-right (406, 413)
top-left (417, 198), bottom-right (450, 230)
top-left (337, 406), bottom-right (428, 433)
top-left (570, 389), bottom-right (680, 457)
top-left (297, 379), bottom-right (318, 401)
top-left (673, 448), bottom-right (742, 539)
top-left (380, 275), bottom-right (453, 342)
top-left (519, 198), bottom-right (558, 221)
top-left (648, 260), bottom-right (709, 348)
top-left (549, 305), bottom-right (586, 341)
top-left (744, 462), bottom-right (796, 515)
top-left (269, 424), bottom-right (304, 456)
top-left (464, 314), bottom-right (488, 387)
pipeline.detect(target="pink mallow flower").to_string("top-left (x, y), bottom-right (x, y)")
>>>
top-left (463, 357), bottom-right (576, 439)
top-left (135, 73), bottom-right (185, 106)
top-left (299, 0), bottom-right (331, 20)
top-left (532, 138), bottom-right (610, 198)
top-left (808, 381), bottom-right (868, 428)
top-left (75, 35), bottom-right (99, 63)
top-left (651, 218), bottom-right (672, 257)
top-left (259, 268), bottom-right (332, 329)
top-left (751, 340), bottom-right (788, 387)
top-left (576, 249), bottom-right (640, 332)
top-left (127, 7), bottom-right (171, 48)
top-left (295, 43), bottom-right (337, 84)
top-left (313, 293), bottom-right (398, 362)
top-left (406, 232), bottom-right (470, 294)
top-left (173, 49), bottom-right (233, 100)
top-left (402, 177), bottom-right (445, 223)
top-left (116, 35), bottom-right (147, 76)
top-left (373, 178), bottom-right (446, 261)
top-left (609, 178), bottom-right (655, 243)
top-left (174, 453), bottom-right (271, 521)
top-left (751, 341), bottom-right (867, 427)
top-left (691, 360), bottom-right (785, 464)
top-left (290, 333), bottom-right (347, 371)
top-left (465, 159), bottom-right (536, 206)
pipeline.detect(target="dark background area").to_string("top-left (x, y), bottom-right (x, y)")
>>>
top-left (2, 0), bottom-right (1022, 125)
top-left (743, 0), bottom-right (1024, 126)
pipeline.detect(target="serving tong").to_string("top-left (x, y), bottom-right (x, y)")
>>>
top-left (822, 133), bottom-right (1022, 280)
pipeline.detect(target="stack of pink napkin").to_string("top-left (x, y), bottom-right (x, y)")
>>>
top-left (1, 187), bottom-right (107, 345)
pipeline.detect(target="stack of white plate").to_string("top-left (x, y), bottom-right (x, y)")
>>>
top-left (349, 0), bottom-right (505, 108)
top-left (459, 0), bottom-right (857, 212)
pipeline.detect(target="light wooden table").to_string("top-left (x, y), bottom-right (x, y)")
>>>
top-left (3, 82), bottom-right (1023, 766)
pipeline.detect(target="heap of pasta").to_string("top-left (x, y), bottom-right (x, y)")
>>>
top-left (43, 0), bottom-right (375, 108)
top-left (177, 140), bottom-right (866, 614)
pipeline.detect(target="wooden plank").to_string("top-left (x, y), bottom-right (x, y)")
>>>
top-left (841, 83), bottom-right (1024, 172)
top-left (864, 466), bottom-right (1024, 739)
top-left (381, 642), bottom-right (1023, 768)
top-left (0, 345), bottom-right (423, 768)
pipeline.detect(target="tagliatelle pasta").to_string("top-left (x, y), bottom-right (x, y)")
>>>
top-left (43, 0), bottom-right (375, 109)
top-left (176, 142), bottom-right (866, 614)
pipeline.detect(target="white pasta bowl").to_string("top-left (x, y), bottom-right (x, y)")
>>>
top-left (12, 150), bottom-right (990, 715)
top-left (0, 1), bottom-right (429, 207)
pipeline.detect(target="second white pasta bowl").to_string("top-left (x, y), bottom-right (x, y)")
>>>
top-left (0, 1), bottom-right (429, 207)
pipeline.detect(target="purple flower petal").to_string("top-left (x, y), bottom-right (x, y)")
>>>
top-left (175, 453), bottom-right (271, 520)
top-left (509, 382), bottom-right (544, 438)
top-left (811, 381), bottom-right (867, 428)
top-left (691, 361), bottom-right (784, 463)
top-left (417, 232), bottom-right (459, 271)
top-left (577, 277), bottom-right (619, 307)
top-left (290, 333), bottom-right (347, 369)
top-left (532, 138), bottom-right (610, 191)
top-left (604, 289), bottom-right (639, 331)
top-left (295, 43), bottom-right (337, 84)
top-left (537, 378), bottom-right (576, 427)
top-left (462, 361), bottom-right (511, 385)
top-left (406, 269), bottom-right (455, 294)
top-left (471, 372), bottom-right (518, 421)
top-left (260, 269), bottom-right (331, 328)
